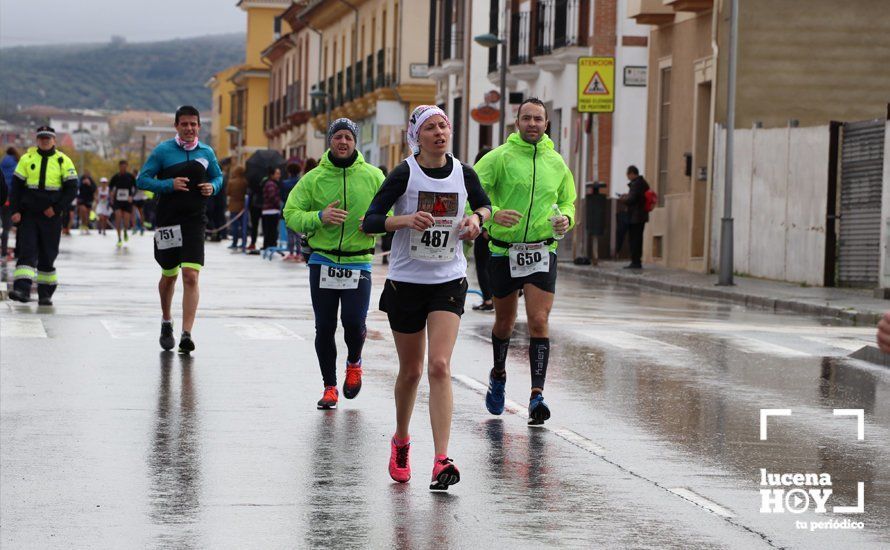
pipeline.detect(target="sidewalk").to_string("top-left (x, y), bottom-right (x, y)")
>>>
top-left (560, 260), bottom-right (888, 326)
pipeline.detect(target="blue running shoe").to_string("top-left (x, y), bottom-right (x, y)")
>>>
top-left (485, 370), bottom-right (506, 415)
top-left (528, 393), bottom-right (551, 426)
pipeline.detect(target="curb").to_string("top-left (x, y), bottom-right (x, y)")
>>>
top-left (560, 264), bottom-right (882, 326)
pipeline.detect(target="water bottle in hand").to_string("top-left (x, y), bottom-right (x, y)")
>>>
top-left (550, 204), bottom-right (565, 241)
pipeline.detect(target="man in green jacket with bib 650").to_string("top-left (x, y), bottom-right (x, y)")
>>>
top-left (284, 118), bottom-right (385, 410)
top-left (474, 98), bottom-right (576, 426)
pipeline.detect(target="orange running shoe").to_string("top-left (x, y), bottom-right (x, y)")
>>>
top-left (343, 360), bottom-right (363, 399)
top-left (317, 386), bottom-right (338, 410)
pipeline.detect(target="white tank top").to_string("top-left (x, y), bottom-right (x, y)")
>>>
top-left (388, 154), bottom-right (468, 284)
top-left (98, 187), bottom-right (109, 202)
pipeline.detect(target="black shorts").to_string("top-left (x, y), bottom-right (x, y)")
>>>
top-left (133, 200), bottom-right (145, 208)
top-left (488, 252), bottom-right (558, 299)
top-left (114, 202), bottom-right (132, 213)
top-left (380, 277), bottom-right (468, 334)
top-left (154, 220), bottom-right (205, 274)
top-left (78, 200), bottom-right (92, 208)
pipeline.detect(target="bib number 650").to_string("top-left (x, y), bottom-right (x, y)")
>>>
top-left (515, 251), bottom-right (543, 266)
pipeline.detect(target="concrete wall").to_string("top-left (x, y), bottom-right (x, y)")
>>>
top-left (711, 125), bottom-right (830, 285)
top-left (714, 0), bottom-right (890, 130)
top-left (880, 122), bottom-right (890, 289)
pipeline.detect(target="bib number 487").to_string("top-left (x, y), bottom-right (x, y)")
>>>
top-left (420, 230), bottom-right (449, 248)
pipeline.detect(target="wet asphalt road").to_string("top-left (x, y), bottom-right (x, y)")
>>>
top-left (1, 233), bottom-right (889, 549)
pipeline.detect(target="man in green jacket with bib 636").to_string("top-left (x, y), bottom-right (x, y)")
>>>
top-left (474, 98), bottom-right (576, 426)
top-left (283, 118), bottom-right (385, 410)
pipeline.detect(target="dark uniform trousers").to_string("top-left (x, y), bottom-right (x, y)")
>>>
top-left (14, 211), bottom-right (62, 300)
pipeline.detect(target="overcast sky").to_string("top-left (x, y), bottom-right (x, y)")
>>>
top-left (0, 0), bottom-right (245, 48)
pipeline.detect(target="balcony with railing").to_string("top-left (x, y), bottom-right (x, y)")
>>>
top-left (355, 61), bottom-right (363, 98)
top-left (508, 10), bottom-right (540, 80)
top-left (286, 81), bottom-right (310, 125)
top-left (533, 0), bottom-right (589, 69)
top-left (427, 0), bottom-right (465, 81)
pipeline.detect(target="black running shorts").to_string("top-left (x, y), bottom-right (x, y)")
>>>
top-left (380, 277), bottom-right (468, 334)
top-left (113, 201), bottom-right (132, 213)
top-left (154, 219), bottom-right (205, 275)
top-left (487, 252), bottom-right (558, 299)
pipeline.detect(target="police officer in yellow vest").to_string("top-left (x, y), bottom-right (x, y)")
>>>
top-left (8, 126), bottom-right (78, 305)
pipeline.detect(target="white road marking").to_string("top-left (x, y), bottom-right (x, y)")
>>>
top-left (802, 336), bottom-right (870, 353)
top-left (552, 428), bottom-right (606, 456)
top-left (0, 318), bottom-right (47, 338)
top-left (100, 319), bottom-right (153, 339)
top-left (724, 336), bottom-right (810, 358)
top-left (581, 330), bottom-right (688, 353)
top-left (225, 321), bottom-right (305, 340)
top-left (667, 488), bottom-right (734, 518)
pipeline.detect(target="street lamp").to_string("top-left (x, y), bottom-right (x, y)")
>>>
top-left (225, 125), bottom-right (242, 165)
top-left (309, 88), bottom-right (332, 133)
top-left (474, 4), bottom-right (510, 144)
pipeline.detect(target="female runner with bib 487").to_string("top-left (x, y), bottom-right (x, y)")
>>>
top-left (363, 105), bottom-right (491, 491)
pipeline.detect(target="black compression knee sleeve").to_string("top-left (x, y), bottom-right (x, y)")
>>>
top-left (529, 337), bottom-right (550, 391)
top-left (492, 332), bottom-right (510, 377)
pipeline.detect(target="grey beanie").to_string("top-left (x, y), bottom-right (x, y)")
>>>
top-left (327, 118), bottom-right (359, 144)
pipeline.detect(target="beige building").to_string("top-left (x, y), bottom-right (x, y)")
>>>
top-left (298, 0), bottom-right (436, 169)
top-left (631, 0), bottom-right (890, 274)
top-left (262, 2), bottom-right (322, 161)
top-left (207, 0), bottom-right (291, 164)
top-left (206, 66), bottom-right (239, 158)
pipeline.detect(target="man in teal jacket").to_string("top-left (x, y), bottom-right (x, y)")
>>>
top-left (137, 105), bottom-right (223, 354)
top-left (474, 98), bottom-right (576, 426)
top-left (284, 118), bottom-right (385, 410)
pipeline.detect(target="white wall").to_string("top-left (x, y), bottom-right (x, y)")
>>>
top-left (711, 125), bottom-right (830, 285)
top-left (465, 0), bottom-right (499, 163)
top-left (610, 0), bottom-right (648, 189)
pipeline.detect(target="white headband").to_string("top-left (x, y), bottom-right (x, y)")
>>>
top-left (407, 105), bottom-right (450, 154)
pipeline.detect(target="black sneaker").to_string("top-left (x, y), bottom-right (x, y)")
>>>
top-left (472, 302), bottom-right (494, 312)
top-left (178, 331), bottom-right (195, 354)
top-left (8, 288), bottom-right (30, 303)
top-left (159, 322), bottom-right (175, 351)
top-left (38, 297), bottom-right (53, 306)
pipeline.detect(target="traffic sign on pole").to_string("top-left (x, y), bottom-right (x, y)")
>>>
top-left (578, 57), bottom-right (615, 113)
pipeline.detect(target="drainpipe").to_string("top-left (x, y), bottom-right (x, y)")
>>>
top-left (338, 0), bottom-right (360, 103)
top-left (297, 14), bottom-right (328, 131)
top-left (705, 0), bottom-right (719, 272)
top-left (718, 0), bottom-right (738, 286)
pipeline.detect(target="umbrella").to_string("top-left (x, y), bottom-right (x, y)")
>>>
top-left (245, 149), bottom-right (287, 190)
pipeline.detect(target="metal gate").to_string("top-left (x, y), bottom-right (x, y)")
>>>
top-left (838, 119), bottom-right (885, 287)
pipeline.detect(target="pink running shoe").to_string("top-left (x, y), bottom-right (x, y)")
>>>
top-left (389, 436), bottom-right (411, 483)
top-left (430, 456), bottom-right (460, 491)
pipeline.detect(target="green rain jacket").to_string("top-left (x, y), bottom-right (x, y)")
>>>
top-left (474, 132), bottom-right (577, 255)
top-left (283, 150), bottom-right (385, 265)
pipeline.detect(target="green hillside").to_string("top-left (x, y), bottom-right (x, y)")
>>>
top-left (0, 34), bottom-right (245, 112)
